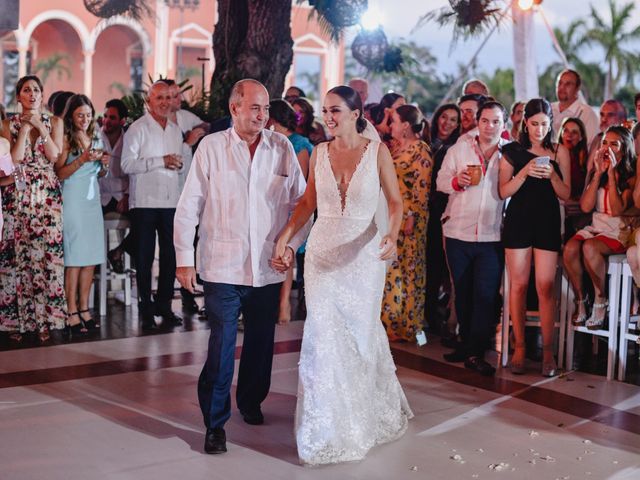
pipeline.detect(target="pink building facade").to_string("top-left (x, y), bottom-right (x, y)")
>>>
top-left (1, 1), bottom-right (344, 112)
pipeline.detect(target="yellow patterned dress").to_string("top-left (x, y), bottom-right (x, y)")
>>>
top-left (381, 141), bottom-right (432, 341)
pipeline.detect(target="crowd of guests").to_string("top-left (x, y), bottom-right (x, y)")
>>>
top-left (2, 68), bottom-right (640, 383)
top-left (0, 75), bottom-right (207, 342)
top-left (348, 70), bottom-right (640, 378)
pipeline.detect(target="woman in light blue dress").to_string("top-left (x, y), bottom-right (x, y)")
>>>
top-left (55, 94), bottom-right (108, 335)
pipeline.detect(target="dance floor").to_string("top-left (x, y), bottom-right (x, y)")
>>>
top-left (1, 300), bottom-right (639, 479)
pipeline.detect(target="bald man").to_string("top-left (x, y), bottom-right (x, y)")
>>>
top-left (175, 79), bottom-right (309, 454)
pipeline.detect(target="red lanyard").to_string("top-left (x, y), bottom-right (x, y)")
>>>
top-left (471, 136), bottom-right (492, 175)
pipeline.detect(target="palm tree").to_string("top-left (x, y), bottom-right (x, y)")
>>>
top-left (583, 0), bottom-right (640, 99)
top-left (33, 52), bottom-right (72, 85)
top-left (553, 18), bottom-right (587, 68)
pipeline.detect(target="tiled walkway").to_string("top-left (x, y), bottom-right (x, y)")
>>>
top-left (1, 297), bottom-right (639, 479)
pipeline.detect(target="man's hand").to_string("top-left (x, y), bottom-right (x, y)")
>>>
top-left (176, 266), bottom-right (197, 293)
top-left (185, 127), bottom-right (206, 146)
top-left (163, 154), bottom-right (183, 170)
top-left (116, 195), bottom-right (129, 214)
top-left (270, 240), bottom-right (294, 273)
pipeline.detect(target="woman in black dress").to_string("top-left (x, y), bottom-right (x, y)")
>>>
top-left (498, 98), bottom-right (571, 377)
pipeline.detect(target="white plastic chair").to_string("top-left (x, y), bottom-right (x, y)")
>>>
top-left (565, 254), bottom-right (623, 380)
top-left (617, 260), bottom-right (640, 381)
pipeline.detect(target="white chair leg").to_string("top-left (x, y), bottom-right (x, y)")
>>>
top-left (618, 275), bottom-right (632, 381)
top-left (606, 263), bottom-right (622, 380)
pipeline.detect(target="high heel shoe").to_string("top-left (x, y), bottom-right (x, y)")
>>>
top-left (79, 309), bottom-right (99, 330)
top-left (586, 301), bottom-right (608, 330)
top-left (510, 342), bottom-right (526, 375)
top-left (542, 345), bottom-right (558, 377)
top-left (67, 312), bottom-right (87, 338)
top-left (571, 296), bottom-right (590, 326)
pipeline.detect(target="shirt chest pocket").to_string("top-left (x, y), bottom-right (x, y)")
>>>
top-left (265, 173), bottom-right (288, 205)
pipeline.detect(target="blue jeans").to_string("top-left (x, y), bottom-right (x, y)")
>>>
top-left (445, 238), bottom-right (504, 358)
top-left (197, 281), bottom-right (281, 429)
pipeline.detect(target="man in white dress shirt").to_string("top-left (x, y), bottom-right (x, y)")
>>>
top-left (99, 99), bottom-right (132, 273)
top-left (121, 81), bottom-right (184, 330)
top-left (551, 69), bottom-right (599, 144)
top-left (175, 79), bottom-right (309, 454)
top-left (162, 79), bottom-right (208, 313)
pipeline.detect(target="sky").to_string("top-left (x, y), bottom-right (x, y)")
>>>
top-left (365, 0), bottom-right (640, 76)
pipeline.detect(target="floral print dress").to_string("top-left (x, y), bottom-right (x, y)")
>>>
top-left (0, 114), bottom-right (66, 334)
top-left (381, 141), bottom-right (432, 341)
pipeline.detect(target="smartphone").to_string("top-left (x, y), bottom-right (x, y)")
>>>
top-left (535, 156), bottom-right (550, 167)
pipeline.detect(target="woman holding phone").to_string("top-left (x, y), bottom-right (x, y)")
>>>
top-left (499, 98), bottom-right (571, 376)
top-left (563, 126), bottom-right (637, 330)
top-left (55, 94), bottom-right (108, 335)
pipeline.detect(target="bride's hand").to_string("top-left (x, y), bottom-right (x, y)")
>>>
top-left (379, 235), bottom-right (397, 261)
top-left (270, 239), bottom-right (293, 272)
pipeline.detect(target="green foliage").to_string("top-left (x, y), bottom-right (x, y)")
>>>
top-left (479, 68), bottom-right (514, 107)
top-left (300, 0), bottom-right (368, 42)
top-left (415, 0), bottom-right (505, 50)
top-left (345, 40), bottom-right (450, 114)
top-left (33, 52), bottom-right (72, 85)
top-left (583, 0), bottom-right (640, 97)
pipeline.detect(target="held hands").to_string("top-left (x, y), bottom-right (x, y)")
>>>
top-left (163, 153), bottom-right (183, 170)
top-left (176, 266), bottom-right (197, 293)
top-left (270, 238), bottom-right (294, 273)
top-left (379, 235), bottom-right (397, 261)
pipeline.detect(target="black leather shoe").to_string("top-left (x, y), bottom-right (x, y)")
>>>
top-left (240, 409), bottom-right (264, 425)
top-left (464, 356), bottom-right (496, 377)
top-left (181, 289), bottom-right (200, 314)
top-left (443, 349), bottom-right (467, 363)
top-left (140, 314), bottom-right (157, 331)
top-left (159, 311), bottom-right (183, 326)
top-left (204, 427), bottom-right (227, 454)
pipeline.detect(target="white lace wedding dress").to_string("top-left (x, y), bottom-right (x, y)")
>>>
top-left (295, 140), bottom-right (413, 466)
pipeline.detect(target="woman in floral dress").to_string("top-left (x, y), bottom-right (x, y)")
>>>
top-left (381, 104), bottom-right (432, 342)
top-left (0, 75), bottom-right (66, 342)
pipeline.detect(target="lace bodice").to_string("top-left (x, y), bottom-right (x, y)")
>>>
top-left (315, 140), bottom-right (380, 219)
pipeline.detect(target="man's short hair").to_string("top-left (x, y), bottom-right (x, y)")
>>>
top-left (462, 78), bottom-right (490, 96)
top-left (105, 98), bottom-right (128, 120)
top-left (476, 100), bottom-right (508, 123)
top-left (634, 92), bottom-right (640, 107)
top-left (229, 79), bottom-right (266, 106)
top-left (557, 69), bottom-right (582, 89)
top-left (158, 78), bottom-right (176, 87)
top-left (458, 93), bottom-right (487, 108)
top-left (602, 99), bottom-right (627, 120)
top-left (348, 77), bottom-right (368, 86)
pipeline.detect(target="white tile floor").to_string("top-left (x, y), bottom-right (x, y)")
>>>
top-left (1, 323), bottom-right (639, 480)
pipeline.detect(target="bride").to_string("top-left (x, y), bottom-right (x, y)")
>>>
top-left (272, 85), bottom-right (413, 465)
